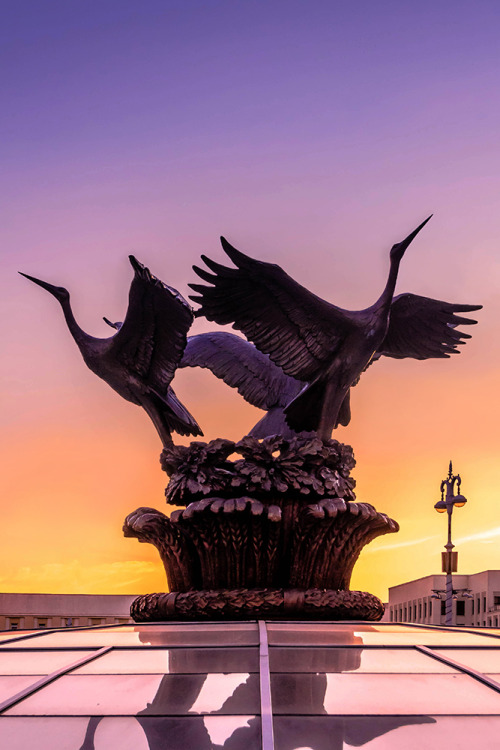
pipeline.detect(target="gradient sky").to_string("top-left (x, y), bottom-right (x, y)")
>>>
top-left (1, 1), bottom-right (499, 601)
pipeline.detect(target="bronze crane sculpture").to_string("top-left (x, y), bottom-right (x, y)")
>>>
top-left (20, 256), bottom-right (202, 446)
top-left (101, 324), bottom-right (307, 438)
top-left (100, 326), bottom-right (352, 439)
top-left (179, 331), bottom-right (305, 438)
top-left (190, 218), bottom-right (482, 440)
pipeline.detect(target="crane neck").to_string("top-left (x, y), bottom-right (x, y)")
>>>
top-left (372, 253), bottom-right (401, 314)
top-left (59, 295), bottom-right (90, 350)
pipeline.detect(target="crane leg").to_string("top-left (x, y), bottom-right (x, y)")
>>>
top-left (139, 399), bottom-right (174, 448)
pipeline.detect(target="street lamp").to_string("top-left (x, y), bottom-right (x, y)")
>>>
top-left (434, 461), bottom-right (467, 626)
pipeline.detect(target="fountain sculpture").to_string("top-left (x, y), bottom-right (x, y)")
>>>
top-left (21, 218), bottom-right (481, 620)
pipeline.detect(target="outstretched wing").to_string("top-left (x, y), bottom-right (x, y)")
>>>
top-left (380, 293), bottom-right (482, 360)
top-left (189, 237), bottom-right (352, 381)
top-left (108, 256), bottom-right (193, 391)
top-left (180, 331), bottom-right (303, 409)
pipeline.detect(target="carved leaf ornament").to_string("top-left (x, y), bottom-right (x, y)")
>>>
top-left (161, 435), bottom-right (356, 506)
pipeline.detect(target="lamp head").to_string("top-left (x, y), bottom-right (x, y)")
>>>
top-left (453, 494), bottom-right (467, 508)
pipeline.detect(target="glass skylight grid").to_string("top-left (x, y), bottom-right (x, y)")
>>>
top-left (1, 621), bottom-right (500, 749)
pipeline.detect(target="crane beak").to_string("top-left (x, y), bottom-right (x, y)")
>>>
top-left (393, 215), bottom-right (433, 256)
top-left (18, 272), bottom-right (61, 297)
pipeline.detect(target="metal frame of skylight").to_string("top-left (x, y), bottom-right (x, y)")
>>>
top-left (0, 646), bottom-right (112, 714)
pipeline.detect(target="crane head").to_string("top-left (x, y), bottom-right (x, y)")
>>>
top-left (390, 215), bottom-right (432, 262)
top-left (19, 272), bottom-right (70, 303)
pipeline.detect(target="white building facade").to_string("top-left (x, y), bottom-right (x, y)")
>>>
top-left (388, 570), bottom-right (500, 627)
top-left (0, 593), bottom-right (136, 630)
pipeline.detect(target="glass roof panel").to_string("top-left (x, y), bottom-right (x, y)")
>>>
top-left (433, 649), bottom-right (500, 673)
top-left (0, 632), bottom-right (38, 641)
top-left (73, 647), bottom-right (258, 674)
top-left (2, 620), bottom-right (500, 746)
top-left (0, 650), bottom-right (97, 675)
top-left (269, 647), bottom-right (456, 673)
top-left (103, 623), bottom-right (258, 635)
top-left (202, 715), bottom-right (260, 749)
top-left (273, 715), bottom-right (500, 749)
top-left (5, 673), bottom-right (259, 716)
top-left (0, 717), bottom-right (89, 750)
top-left (0, 623), bottom-right (258, 649)
top-left (90, 716), bottom-right (261, 750)
top-left (267, 624), bottom-right (372, 646)
top-left (357, 632), bottom-right (500, 646)
top-left (485, 675), bottom-right (500, 683)
top-left (0, 715), bottom-right (261, 750)
top-left (267, 623), bottom-right (500, 646)
top-left (271, 672), bottom-right (500, 714)
top-left (0, 676), bottom-right (45, 703)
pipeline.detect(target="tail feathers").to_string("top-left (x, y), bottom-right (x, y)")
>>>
top-left (284, 380), bottom-right (328, 433)
top-left (249, 407), bottom-right (302, 440)
top-left (159, 388), bottom-right (203, 438)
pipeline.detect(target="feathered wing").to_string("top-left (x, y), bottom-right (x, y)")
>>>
top-left (379, 294), bottom-right (482, 360)
top-left (248, 407), bottom-right (303, 439)
top-left (108, 256), bottom-right (193, 393)
top-left (108, 256), bottom-right (202, 437)
top-left (180, 331), bottom-right (303, 409)
top-left (180, 331), bottom-right (355, 437)
top-left (189, 237), bottom-right (352, 382)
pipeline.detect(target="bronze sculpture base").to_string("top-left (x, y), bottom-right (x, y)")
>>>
top-left (131, 588), bottom-right (384, 621)
top-left (125, 436), bottom-right (398, 622)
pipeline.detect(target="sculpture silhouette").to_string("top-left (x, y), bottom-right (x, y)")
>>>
top-left (20, 255), bottom-right (202, 446)
top-left (100, 326), bottom-right (353, 439)
top-left (190, 218), bottom-right (482, 440)
top-left (179, 331), bottom-right (304, 438)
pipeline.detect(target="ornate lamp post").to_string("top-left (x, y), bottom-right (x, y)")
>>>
top-left (434, 462), bottom-right (467, 626)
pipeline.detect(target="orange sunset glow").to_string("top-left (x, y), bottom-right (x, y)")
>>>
top-left (1, 2), bottom-right (499, 603)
